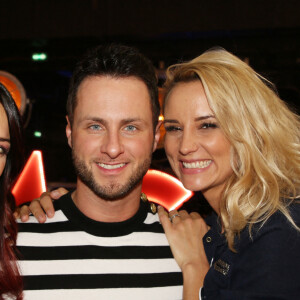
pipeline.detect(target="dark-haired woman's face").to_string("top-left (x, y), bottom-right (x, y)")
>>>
top-left (0, 104), bottom-right (10, 176)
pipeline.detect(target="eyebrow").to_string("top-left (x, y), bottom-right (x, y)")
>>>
top-left (194, 115), bottom-right (215, 122)
top-left (164, 115), bottom-right (215, 124)
top-left (81, 117), bottom-right (145, 126)
top-left (121, 118), bottom-right (144, 123)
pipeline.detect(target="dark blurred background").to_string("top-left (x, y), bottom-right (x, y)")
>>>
top-left (1, 0), bottom-right (299, 185)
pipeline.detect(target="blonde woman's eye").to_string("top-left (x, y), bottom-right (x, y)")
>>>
top-left (201, 123), bottom-right (217, 129)
top-left (164, 126), bottom-right (182, 132)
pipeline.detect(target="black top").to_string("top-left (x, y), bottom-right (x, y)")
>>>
top-left (201, 203), bottom-right (300, 300)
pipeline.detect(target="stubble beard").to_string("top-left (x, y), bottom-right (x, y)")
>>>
top-left (72, 150), bottom-right (152, 201)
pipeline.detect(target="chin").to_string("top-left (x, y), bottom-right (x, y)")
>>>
top-left (180, 179), bottom-right (199, 192)
top-left (182, 174), bottom-right (213, 191)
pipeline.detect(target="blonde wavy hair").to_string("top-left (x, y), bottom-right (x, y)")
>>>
top-left (164, 48), bottom-right (300, 251)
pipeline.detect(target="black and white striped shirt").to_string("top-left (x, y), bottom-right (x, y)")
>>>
top-left (17, 193), bottom-right (183, 299)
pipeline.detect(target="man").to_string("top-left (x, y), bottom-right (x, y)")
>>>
top-left (17, 44), bottom-right (183, 299)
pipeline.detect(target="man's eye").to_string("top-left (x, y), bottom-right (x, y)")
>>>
top-left (124, 125), bottom-right (137, 131)
top-left (164, 126), bottom-right (181, 132)
top-left (89, 124), bottom-right (101, 131)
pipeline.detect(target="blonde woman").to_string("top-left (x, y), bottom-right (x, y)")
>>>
top-left (159, 49), bottom-right (300, 299)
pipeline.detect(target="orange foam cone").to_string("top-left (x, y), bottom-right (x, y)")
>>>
top-left (142, 169), bottom-right (193, 211)
top-left (12, 150), bottom-right (46, 206)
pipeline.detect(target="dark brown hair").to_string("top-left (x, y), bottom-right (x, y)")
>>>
top-left (67, 44), bottom-right (160, 130)
top-left (0, 83), bottom-right (24, 299)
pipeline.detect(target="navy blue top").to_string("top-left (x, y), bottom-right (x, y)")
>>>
top-left (201, 203), bottom-right (300, 300)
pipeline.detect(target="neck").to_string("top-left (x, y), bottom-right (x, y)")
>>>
top-left (202, 186), bottom-right (224, 216)
top-left (72, 179), bottom-right (142, 222)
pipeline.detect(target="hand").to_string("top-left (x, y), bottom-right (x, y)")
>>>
top-left (158, 206), bottom-right (210, 299)
top-left (13, 187), bottom-right (68, 223)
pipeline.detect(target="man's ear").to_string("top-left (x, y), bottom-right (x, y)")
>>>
top-left (66, 116), bottom-right (72, 148)
top-left (152, 121), bottom-right (162, 152)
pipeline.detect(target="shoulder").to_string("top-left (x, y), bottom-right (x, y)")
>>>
top-left (237, 202), bottom-right (300, 251)
top-left (288, 201), bottom-right (300, 225)
top-left (202, 203), bottom-right (300, 298)
top-left (220, 203), bottom-right (300, 296)
top-left (233, 202), bottom-right (300, 280)
top-left (259, 202), bottom-right (299, 237)
top-left (17, 194), bottom-right (71, 231)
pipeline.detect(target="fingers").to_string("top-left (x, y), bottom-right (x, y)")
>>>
top-left (158, 206), bottom-right (172, 232)
top-left (19, 205), bottom-right (31, 222)
top-left (39, 192), bottom-right (55, 218)
top-left (16, 187), bottom-right (67, 224)
top-left (169, 210), bottom-right (207, 231)
top-left (13, 207), bottom-right (21, 220)
top-left (176, 210), bottom-right (189, 219)
top-left (158, 207), bottom-right (207, 233)
top-left (40, 187), bottom-right (67, 218)
top-left (169, 210), bottom-right (181, 224)
top-left (157, 205), bottom-right (168, 217)
top-left (50, 187), bottom-right (68, 199)
top-left (29, 199), bottom-right (47, 223)
top-left (190, 211), bottom-right (201, 219)
top-left (159, 208), bottom-right (183, 227)
top-left (189, 211), bottom-right (210, 233)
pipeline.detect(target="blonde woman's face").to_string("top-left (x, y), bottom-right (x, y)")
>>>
top-left (164, 81), bottom-right (233, 202)
top-left (0, 104), bottom-right (10, 177)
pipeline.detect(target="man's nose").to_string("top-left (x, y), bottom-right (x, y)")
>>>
top-left (100, 131), bottom-right (124, 158)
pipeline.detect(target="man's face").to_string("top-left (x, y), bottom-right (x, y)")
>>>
top-left (66, 75), bottom-right (160, 200)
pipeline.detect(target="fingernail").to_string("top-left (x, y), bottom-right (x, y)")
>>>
top-left (47, 210), bottom-right (54, 217)
top-left (51, 190), bottom-right (59, 197)
top-left (38, 215), bottom-right (45, 222)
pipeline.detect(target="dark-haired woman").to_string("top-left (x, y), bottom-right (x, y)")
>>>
top-left (0, 82), bottom-right (24, 299)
